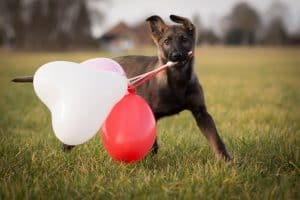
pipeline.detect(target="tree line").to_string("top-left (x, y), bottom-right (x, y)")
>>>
top-left (0, 0), bottom-right (102, 50)
top-left (194, 1), bottom-right (300, 46)
top-left (0, 0), bottom-right (299, 50)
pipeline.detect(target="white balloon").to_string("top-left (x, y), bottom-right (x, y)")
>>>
top-left (33, 61), bottom-right (127, 145)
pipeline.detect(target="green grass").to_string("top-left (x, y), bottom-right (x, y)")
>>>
top-left (0, 47), bottom-right (299, 199)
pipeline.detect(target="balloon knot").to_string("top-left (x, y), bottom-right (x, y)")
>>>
top-left (127, 86), bottom-right (136, 94)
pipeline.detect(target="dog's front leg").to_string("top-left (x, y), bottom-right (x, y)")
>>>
top-left (150, 115), bottom-right (160, 155)
top-left (191, 106), bottom-right (231, 162)
top-left (187, 84), bottom-right (231, 162)
top-left (151, 138), bottom-right (159, 154)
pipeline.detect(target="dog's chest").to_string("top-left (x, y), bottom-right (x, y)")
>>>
top-left (145, 80), bottom-right (189, 119)
top-left (134, 61), bottom-right (194, 119)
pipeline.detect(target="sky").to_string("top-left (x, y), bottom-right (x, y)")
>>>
top-left (88, 0), bottom-right (300, 37)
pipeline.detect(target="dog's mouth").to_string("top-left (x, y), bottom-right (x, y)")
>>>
top-left (169, 57), bottom-right (187, 63)
top-left (168, 51), bottom-right (193, 65)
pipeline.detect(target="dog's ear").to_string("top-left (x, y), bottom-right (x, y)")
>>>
top-left (170, 14), bottom-right (195, 35)
top-left (146, 15), bottom-right (167, 41)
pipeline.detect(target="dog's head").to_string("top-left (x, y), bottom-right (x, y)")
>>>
top-left (146, 15), bottom-right (196, 64)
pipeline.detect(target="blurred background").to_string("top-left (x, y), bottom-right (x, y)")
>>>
top-left (1, 1), bottom-right (299, 198)
top-left (0, 0), bottom-right (299, 52)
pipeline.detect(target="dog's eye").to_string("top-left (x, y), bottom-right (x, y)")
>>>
top-left (164, 39), bottom-right (170, 45)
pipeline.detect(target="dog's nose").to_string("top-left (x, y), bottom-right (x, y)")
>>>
top-left (169, 52), bottom-right (183, 61)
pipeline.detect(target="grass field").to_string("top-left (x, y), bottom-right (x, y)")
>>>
top-left (0, 47), bottom-right (299, 199)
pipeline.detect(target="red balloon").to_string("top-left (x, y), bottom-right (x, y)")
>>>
top-left (101, 93), bottom-right (156, 163)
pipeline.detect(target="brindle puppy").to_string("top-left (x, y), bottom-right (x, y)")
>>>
top-left (12, 15), bottom-right (231, 162)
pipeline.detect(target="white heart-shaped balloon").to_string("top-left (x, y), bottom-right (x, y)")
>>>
top-left (33, 61), bottom-right (127, 145)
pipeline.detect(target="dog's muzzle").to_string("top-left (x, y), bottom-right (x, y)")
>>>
top-left (168, 51), bottom-right (192, 64)
top-left (169, 52), bottom-right (184, 62)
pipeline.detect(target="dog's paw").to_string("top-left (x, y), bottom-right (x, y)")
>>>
top-left (221, 152), bottom-right (232, 163)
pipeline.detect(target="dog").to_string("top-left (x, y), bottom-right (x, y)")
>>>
top-left (13, 15), bottom-right (231, 162)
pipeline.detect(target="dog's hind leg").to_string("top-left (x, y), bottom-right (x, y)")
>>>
top-left (62, 143), bottom-right (75, 152)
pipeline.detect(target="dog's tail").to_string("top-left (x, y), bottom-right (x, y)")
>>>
top-left (12, 76), bottom-right (34, 83)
